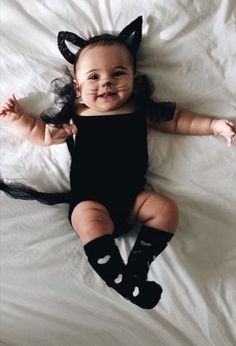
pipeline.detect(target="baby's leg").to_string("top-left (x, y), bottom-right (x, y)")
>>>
top-left (71, 200), bottom-right (161, 309)
top-left (71, 200), bottom-right (113, 245)
top-left (127, 190), bottom-right (178, 281)
top-left (71, 201), bottom-right (120, 288)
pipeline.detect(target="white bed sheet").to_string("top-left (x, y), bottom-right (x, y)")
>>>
top-left (0, 1), bottom-right (236, 345)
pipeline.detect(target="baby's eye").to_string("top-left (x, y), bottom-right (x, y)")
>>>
top-left (89, 74), bottom-right (99, 80)
top-left (113, 70), bottom-right (126, 77)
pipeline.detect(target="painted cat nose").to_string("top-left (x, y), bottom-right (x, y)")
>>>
top-left (102, 81), bottom-right (113, 87)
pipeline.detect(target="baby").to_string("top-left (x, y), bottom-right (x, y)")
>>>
top-left (0, 17), bottom-right (235, 309)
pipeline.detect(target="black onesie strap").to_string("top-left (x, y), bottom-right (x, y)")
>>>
top-left (71, 112), bottom-right (80, 127)
top-left (66, 136), bottom-right (74, 157)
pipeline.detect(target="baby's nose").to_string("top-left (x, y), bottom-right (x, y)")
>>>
top-left (102, 80), bottom-right (113, 87)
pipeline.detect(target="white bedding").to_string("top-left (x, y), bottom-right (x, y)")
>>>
top-left (0, 1), bottom-right (236, 345)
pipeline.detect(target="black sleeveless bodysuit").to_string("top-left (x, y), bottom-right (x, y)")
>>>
top-left (69, 103), bottom-right (176, 229)
top-left (69, 110), bottom-right (147, 226)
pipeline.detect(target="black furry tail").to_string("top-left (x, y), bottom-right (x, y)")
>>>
top-left (0, 178), bottom-right (70, 205)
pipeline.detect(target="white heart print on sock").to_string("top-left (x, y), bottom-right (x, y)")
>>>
top-left (114, 274), bottom-right (123, 284)
top-left (133, 286), bottom-right (139, 297)
top-left (97, 255), bottom-right (111, 264)
top-left (140, 240), bottom-right (152, 247)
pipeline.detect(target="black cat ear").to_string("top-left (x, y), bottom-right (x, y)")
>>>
top-left (118, 16), bottom-right (143, 55)
top-left (57, 31), bottom-right (87, 64)
top-left (57, 16), bottom-right (143, 65)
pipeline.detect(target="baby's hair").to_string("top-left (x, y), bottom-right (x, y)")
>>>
top-left (40, 69), bottom-right (76, 126)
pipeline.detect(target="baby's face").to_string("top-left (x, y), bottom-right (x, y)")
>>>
top-left (74, 43), bottom-right (135, 113)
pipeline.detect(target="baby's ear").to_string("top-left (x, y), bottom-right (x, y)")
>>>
top-left (73, 79), bottom-right (80, 98)
top-left (73, 78), bottom-right (78, 88)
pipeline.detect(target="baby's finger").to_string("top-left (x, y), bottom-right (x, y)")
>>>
top-left (64, 126), bottom-right (73, 134)
top-left (1, 105), bottom-right (11, 112)
top-left (4, 100), bottom-right (14, 109)
top-left (0, 110), bottom-right (9, 117)
top-left (12, 94), bottom-right (17, 101)
top-left (226, 134), bottom-right (235, 146)
top-left (7, 98), bottom-right (15, 107)
top-left (226, 136), bottom-right (231, 146)
top-left (5, 100), bottom-right (13, 107)
top-left (226, 120), bottom-right (234, 126)
top-left (227, 121), bottom-right (236, 132)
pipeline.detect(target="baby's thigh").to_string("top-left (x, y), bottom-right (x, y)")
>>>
top-left (71, 200), bottom-right (114, 245)
top-left (128, 190), bottom-right (178, 232)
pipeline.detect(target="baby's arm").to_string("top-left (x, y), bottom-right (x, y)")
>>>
top-left (0, 94), bottom-right (75, 145)
top-left (150, 109), bottom-right (236, 146)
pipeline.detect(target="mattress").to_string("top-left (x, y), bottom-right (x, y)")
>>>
top-left (0, 1), bottom-right (236, 345)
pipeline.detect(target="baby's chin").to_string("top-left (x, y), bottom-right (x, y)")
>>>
top-left (82, 95), bottom-right (132, 114)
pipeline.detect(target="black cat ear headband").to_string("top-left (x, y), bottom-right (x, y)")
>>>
top-left (57, 16), bottom-right (143, 65)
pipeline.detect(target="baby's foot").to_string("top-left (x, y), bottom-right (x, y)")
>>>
top-left (115, 274), bottom-right (163, 309)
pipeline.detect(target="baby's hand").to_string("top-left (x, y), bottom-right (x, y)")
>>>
top-left (0, 94), bottom-right (24, 122)
top-left (210, 119), bottom-right (236, 146)
top-left (63, 121), bottom-right (77, 135)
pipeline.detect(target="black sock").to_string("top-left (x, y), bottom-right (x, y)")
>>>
top-left (84, 234), bottom-right (126, 287)
top-left (126, 226), bottom-right (174, 280)
top-left (84, 234), bottom-right (162, 309)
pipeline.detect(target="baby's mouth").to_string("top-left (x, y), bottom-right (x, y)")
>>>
top-left (98, 91), bottom-right (116, 98)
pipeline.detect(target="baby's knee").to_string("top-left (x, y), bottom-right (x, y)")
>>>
top-left (162, 198), bottom-right (179, 220)
top-left (150, 197), bottom-right (179, 232)
top-left (160, 198), bottom-right (178, 232)
top-left (71, 201), bottom-right (114, 244)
